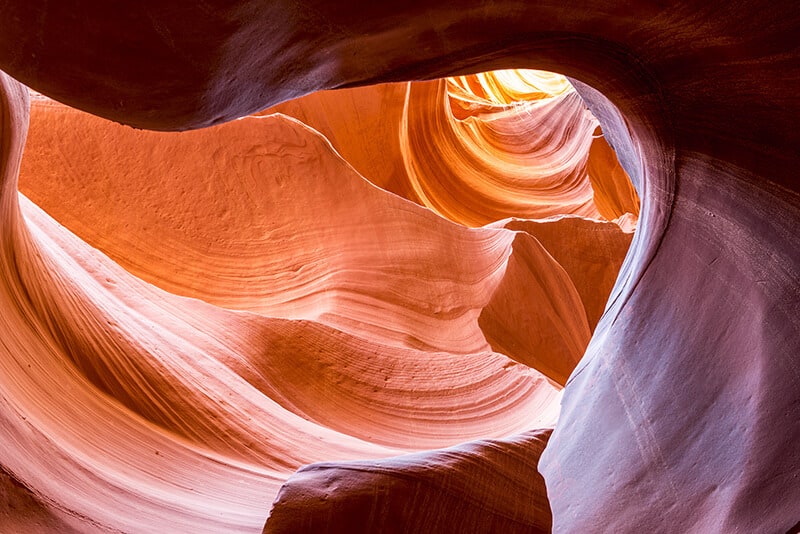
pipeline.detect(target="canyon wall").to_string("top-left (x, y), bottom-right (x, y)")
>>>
top-left (0, 1), bottom-right (798, 532)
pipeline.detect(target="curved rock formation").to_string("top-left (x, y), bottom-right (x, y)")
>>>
top-left (400, 78), bottom-right (600, 225)
top-left (0, 1), bottom-right (798, 533)
top-left (267, 70), bottom-right (638, 228)
top-left (265, 429), bottom-right (554, 534)
top-left (3, 71), bottom-right (580, 532)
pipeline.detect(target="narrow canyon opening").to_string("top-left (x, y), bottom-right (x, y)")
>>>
top-left (7, 68), bottom-right (638, 532)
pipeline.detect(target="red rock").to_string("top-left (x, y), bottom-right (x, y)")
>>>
top-left (0, 1), bottom-right (796, 533)
top-left (264, 429), bottom-right (553, 534)
top-left (2, 72), bottom-right (573, 532)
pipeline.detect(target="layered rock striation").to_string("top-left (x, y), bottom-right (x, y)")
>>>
top-left (2, 68), bottom-right (632, 532)
top-left (0, 1), bottom-right (797, 533)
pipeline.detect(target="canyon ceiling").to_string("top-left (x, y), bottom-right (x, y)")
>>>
top-left (0, 1), bottom-right (798, 533)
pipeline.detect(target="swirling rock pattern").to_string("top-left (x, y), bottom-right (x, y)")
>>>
top-left (0, 1), bottom-right (798, 533)
top-left (268, 70), bottom-right (638, 228)
top-left (400, 78), bottom-right (600, 225)
top-left (3, 68), bottom-right (624, 532)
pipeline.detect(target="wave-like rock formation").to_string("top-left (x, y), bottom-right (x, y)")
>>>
top-left (0, 1), bottom-right (798, 533)
top-left (400, 78), bottom-right (600, 225)
top-left (268, 69), bottom-right (639, 227)
top-left (2, 65), bottom-right (631, 531)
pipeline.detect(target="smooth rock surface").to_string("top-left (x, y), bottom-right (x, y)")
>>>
top-left (264, 429), bottom-right (553, 534)
top-left (0, 1), bottom-right (797, 533)
top-left (1, 69), bottom-right (622, 532)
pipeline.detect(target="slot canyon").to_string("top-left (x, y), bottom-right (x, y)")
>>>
top-left (0, 2), bottom-right (798, 533)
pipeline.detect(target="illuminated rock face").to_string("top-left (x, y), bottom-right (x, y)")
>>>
top-left (0, 2), bottom-right (798, 534)
top-left (3, 70), bottom-right (627, 532)
top-left (267, 70), bottom-right (638, 228)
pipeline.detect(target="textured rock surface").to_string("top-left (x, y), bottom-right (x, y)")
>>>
top-left (0, 1), bottom-right (798, 533)
top-left (2, 68), bottom-right (626, 531)
top-left (0, 466), bottom-right (80, 534)
top-left (265, 429), bottom-right (553, 534)
top-left (2, 72), bottom-right (580, 532)
top-left (266, 71), bottom-right (636, 227)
